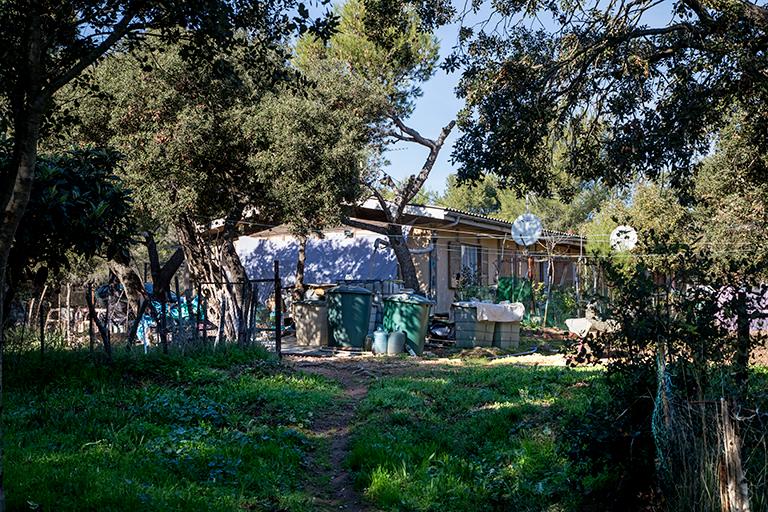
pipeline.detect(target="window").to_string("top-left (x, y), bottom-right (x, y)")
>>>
top-left (461, 245), bottom-right (479, 278)
top-left (449, 243), bottom-right (482, 288)
top-left (539, 261), bottom-right (548, 283)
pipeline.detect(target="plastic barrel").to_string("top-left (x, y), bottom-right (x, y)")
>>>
top-left (382, 293), bottom-right (434, 355)
top-left (372, 328), bottom-right (388, 354)
top-left (326, 285), bottom-right (373, 348)
top-left (387, 331), bottom-right (405, 355)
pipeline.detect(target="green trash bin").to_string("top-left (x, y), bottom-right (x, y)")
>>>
top-left (383, 293), bottom-right (434, 355)
top-left (327, 285), bottom-right (373, 348)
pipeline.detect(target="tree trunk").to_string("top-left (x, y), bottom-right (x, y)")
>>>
top-left (219, 235), bottom-right (250, 345)
top-left (1, 14), bottom-right (49, 502)
top-left (109, 258), bottom-right (145, 317)
top-left (293, 235), bottom-right (307, 302)
top-left (176, 215), bottom-right (250, 344)
top-left (85, 284), bottom-right (112, 361)
top-left (388, 224), bottom-right (420, 292)
top-left (718, 399), bottom-right (751, 512)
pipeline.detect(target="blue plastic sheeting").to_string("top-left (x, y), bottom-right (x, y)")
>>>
top-left (135, 283), bottom-right (204, 351)
top-left (237, 234), bottom-right (398, 285)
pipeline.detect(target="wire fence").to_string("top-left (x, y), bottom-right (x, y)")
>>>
top-left (4, 261), bottom-right (286, 359)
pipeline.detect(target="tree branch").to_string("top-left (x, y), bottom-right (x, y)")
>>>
top-left (85, 285), bottom-right (110, 342)
top-left (389, 114), bottom-right (436, 149)
top-left (343, 218), bottom-right (388, 235)
top-left (45, 9), bottom-right (143, 96)
top-left (401, 119), bottom-right (456, 206)
top-left (383, 130), bottom-right (418, 144)
top-left (738, 0), bottom-right (768, 25)
top-left (158, 249), bottom-right (185, 288)
top-left (682, 0), bottom-right (715, 25)
top-left (144, 232), bottom-right (161, 283)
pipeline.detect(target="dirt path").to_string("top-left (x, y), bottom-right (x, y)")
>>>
top-left (290, 356), bottom-right (381, 511)
top-left (288, 352), bottom-right (567, 510)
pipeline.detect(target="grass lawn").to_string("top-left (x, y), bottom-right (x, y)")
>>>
top-left (348, 361), bottom-right (610, 512)
top-left (5, 347), bottom-right (341, 512)
top-left (6, 345), bottom-right (766, 512)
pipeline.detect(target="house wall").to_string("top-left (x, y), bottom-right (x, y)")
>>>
top-left (236, 226), bottom-right (398, 286)
top-left (238, 223), bottom-right (584, 317)
top-left (430, 231), bottom-right (583, 315)
top-left (432, 229), bottom-right (511, 315)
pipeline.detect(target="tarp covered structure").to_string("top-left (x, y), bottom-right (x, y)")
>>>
top-left (237, 234), bottom-right (398, 286)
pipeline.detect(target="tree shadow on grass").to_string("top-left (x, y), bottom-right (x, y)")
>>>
top-left (5, 349), bottom-right (343, 512)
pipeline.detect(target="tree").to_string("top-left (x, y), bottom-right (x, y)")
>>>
top-left (0, 3), bottom-right (330, 504)
top-left (437, 174), bottom-right (501, 215)
top-left (449, 0), bottom-right (768, 198)
top-left (244, 87), bottom-right (370, 299)
top-left (694, 115), bottom-right (768, 280)
top-left (572, 130), bottom-right (768, 509)
top-left (692, 116), bottom-right (768, 396)
top-left (296, 0), bottom-right (453, 291)
top-left (0, 146), bottom-right (136, 318)
top-left (446, 0), bottom-right (768, 504)
top-left (438, 172), bottom-right (611, 232)
top-left (70, 38), bottom-right (290, 344)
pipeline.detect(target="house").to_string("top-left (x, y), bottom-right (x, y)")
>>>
top-left (236, 199), bottom-right (585, 315)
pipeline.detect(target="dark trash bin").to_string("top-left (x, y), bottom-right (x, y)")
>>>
top-left (326, 285), bottom-right (373, 348)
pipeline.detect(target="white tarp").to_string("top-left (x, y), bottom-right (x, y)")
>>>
top-left (452, 301), bottom-right (525, 322)
top-left (565, 318), bottom-right (592, 338)
top-left (566, 317), bottom-right (621, 338)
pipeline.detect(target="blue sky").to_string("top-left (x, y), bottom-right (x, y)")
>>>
top-left (383, 22), bottom-right (464, 195)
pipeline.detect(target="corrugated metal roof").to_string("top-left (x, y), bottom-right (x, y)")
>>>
top-left (423, 204), bottom-right (585, 243)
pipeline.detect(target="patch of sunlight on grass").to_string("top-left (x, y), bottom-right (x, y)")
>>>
top-left (350, 363), bottom-right (606, 512)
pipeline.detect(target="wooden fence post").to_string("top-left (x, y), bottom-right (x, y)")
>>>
top-left (39, 299), bottom-right (45, 359)
top-left (174, 276), bottom-right (182, 346)
top-left (194, 282), bottom-right (201, 343)
top-left (160, 299), bottom-right (168, 354)
top-left (87, 284), bottom-right (95, 355)
top-left (65, 284), bottom-right (71, 345)
top-left (105, 285), bottom-right (111, 356)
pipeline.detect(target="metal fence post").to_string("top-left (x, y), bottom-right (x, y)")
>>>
top-left (274, 260), bottom-right (281, 359)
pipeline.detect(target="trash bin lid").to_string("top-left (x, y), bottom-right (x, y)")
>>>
top-left (327, 284), bottom-right (373, 295)
top-left (385, 293), bottom-right (435, 305)
top-left (295, 299), bottom-right (326, 305)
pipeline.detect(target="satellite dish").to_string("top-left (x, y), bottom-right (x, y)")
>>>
top-left (511, 213), bottom-right (543, 247)
top-left (610, 225), bottom-right (638, 252)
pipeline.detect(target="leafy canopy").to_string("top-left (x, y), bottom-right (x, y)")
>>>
top-left (295, 0), bottom-right (440, 124)
top-left (69, 39), bottom-right (286, 226)
top-left (1, 145), bottom-right (135, 274)
top-left (244, 88), bottom-right (370, 236)
top-left (449, 0), bottom-right (768, 197)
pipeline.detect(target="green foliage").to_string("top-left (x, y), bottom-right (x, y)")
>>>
top-left (584, 182), bottom-right (689, 263)
top-left (348, 364), bottom-right (611, 511)
top-left (70, 41), bottom-right (283, 226)
top-left (244, 87), bottom-right (368, 236)
top-left (438, 173), bottom-right (611, 232)
top-left (2, 146), bottom-right (136, 274)
top-left (694, 114), bottom-right (768, 280)
top-left (5, 347), bottom-right (342, 511)
top-left (436, 174), bottom-right (501, 215)
top-left (295, 0), bottom-right (441, 118)
top-left (449, 0), bottom-right (768, 199)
